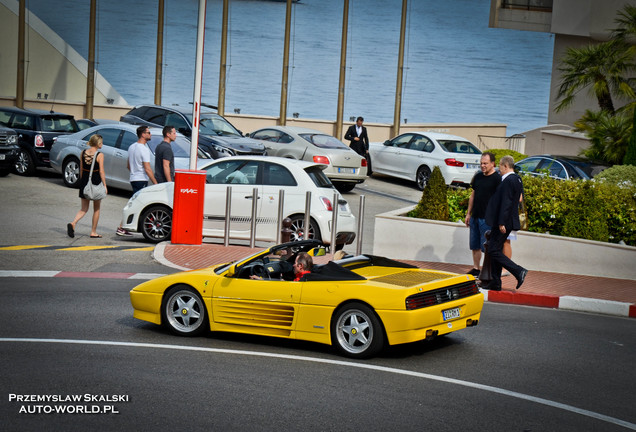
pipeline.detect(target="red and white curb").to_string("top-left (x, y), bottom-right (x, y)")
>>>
top-left (481, 289), bottom-right (636, 318)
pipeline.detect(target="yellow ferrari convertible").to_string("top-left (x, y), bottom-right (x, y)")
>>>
top-left (130, 240), bottom-right (484, 358)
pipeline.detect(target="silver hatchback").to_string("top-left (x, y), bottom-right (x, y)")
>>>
top-left (50, 124), bottom-right (207, 191)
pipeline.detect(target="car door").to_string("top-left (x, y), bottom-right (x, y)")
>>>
top-left (258, 161), bottom-right (300, 241)
top-left (404, 135), bottom-right (436, 178)
top-left (374, 133), bottom-right (414, 177)
top-left (212, 273), bottom-right (301, 333)
top-left (202, 159), bottom-right (262, 239)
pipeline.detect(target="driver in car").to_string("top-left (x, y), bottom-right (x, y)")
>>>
top-left (250, 251), bottom-right (312, 281)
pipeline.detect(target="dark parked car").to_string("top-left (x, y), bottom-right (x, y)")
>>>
top-left (0, 107), bottom-right (80, 175)
top-left (120, 105), bottom-right (266, 158)
top-left (0, 126), bottom-right (19, 177)
top-left (514, 155), bottom-right (609, 181)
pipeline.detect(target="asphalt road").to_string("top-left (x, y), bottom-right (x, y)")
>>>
top-left (1, 171), bottom-right (635, 431)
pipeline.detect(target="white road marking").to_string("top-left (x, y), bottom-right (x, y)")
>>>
top-left (1, 337), bottom-right (634, 430)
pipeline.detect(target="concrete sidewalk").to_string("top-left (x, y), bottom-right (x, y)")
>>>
top-left (154, 242), bottom-right (636, 319)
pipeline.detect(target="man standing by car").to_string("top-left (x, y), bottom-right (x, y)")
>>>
top-left (116, 125), bottom-right (157, 237)
top-left (155, 125), bottom-right (176, 183)
top-left (464, 152), bottom-right (500, 277)
top-left (482, 155), bottom-right (528, 291)
top-left (345, 117), bottom-right (369, 158)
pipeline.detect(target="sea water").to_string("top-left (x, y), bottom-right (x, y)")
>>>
top-left (23, 0), bottom-right (554, 135)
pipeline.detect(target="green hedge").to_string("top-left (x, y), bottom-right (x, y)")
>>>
top-left (413, 176), bottom-right (636, 246)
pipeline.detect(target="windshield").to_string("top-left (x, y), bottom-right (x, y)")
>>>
top-left (41, 116), bottom-right (79, 133)
top-left (305, 166), bottom-right (334, 189)
top-left (299, 133), bottom-right (349, 149)
top-left (438, 140), bottom-right (480, 154)
top-left (186, 113), bottom-right (241, 137)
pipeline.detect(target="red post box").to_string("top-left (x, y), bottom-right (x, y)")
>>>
top-left (172, 169), bottom-right (206, 245)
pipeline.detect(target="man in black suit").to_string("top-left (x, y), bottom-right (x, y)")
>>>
top-left (344, 116), bottom-right (369, 158)
top-left (482, 155), bottom-right (528, 291)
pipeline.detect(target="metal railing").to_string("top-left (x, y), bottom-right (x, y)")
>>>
top-left (220, 186), bottom-right (366, 252)
top-left (501, 0), bottom-right (552, 11)
top-left (477, 134), bottom-right (526, 153)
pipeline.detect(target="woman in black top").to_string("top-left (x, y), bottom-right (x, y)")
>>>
top-left (67, 134), bottom-right (108, 238)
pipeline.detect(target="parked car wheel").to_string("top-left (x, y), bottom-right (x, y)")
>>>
top-left (331, 302), bottom-right (384, 359)
top-left (62, 157), bottom-right (81, 188)
top-left (333, 182), bottom-right (356, 193)
top-left (141, 205), bottom-right (172, 243)
top-left (289, 215), bottom-right (321, 243)
top-left (416, 166), bottom-right (431, 190)
top-left (14, 149), bottom-right (35, 176)
top-left (162, 286), bottom-right (207, 336)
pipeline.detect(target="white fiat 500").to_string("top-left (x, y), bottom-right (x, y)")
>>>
top-left (369, 131), bottom-right (482, 190)
top-left (121, 156), bottom-right (357, 245)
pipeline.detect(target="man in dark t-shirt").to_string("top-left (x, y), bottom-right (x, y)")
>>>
top-left (464, 152), bottom-right (501, 276)
top-left (155, 125), bottom-right (176, 183)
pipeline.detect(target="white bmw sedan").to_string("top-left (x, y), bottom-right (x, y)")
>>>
top-left (121, 156), bottom-right (357, 245)
top-left (369, 131), bottom-right (482, 190)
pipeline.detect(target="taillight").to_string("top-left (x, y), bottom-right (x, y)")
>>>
top-left (313, 155), bottom-right (330, 165)
top-left (361, 158), bottom-right (368, 167)
top-left (35, 134), bottom-right (44, 147)
top-left (320, 196), bottom-right (333, 211)
top-left (444, 158), bottom-right (464, 167)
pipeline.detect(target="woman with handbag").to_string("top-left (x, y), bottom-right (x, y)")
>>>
top-left (67, 134), bottom-right (108, 238)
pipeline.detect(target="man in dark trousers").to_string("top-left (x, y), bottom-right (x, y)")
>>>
top-left (482, 155), bottom-right (528, 291)
top-left (344, 116), bottom-right (369, 158)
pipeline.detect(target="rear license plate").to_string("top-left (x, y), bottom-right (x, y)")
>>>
top-left (339, 203), bottom-right (348, 212)
top-left (466, 164), bottom-right (479, 170)
top-left (337, 167), bottom-right (356, 174)
top-left (442, 307), bottom-right (461, 321)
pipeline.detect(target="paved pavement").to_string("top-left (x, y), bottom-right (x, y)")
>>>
top-left (154, 241), bottom-right (636, 319)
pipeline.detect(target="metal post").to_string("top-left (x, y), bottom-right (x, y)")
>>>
top-left (249, 187), bottom-right (258, 248)
top-left (276, 189), bottom-right (285, 243)
top-left (330, 192), bottom-right (339, 255)
top-left (334, 0), bottom-right (349, 139)
top-left (16, 0), bottom-right (25, 108)
top-left (217, 0), bottom-right (229, 116)
top-left (303, 191), bottom-right (311, 240)
top-left (278, 0), bottom-right (293, 126)
top-left (85, 0), bottom-right (97, 119)
top-left (190, 0), bottom-right (207, 170)
top-left (356, 195), bottom-right (365, 255)
top-left (154, 0), bottom-right (164, 105)
top-left (392, 0), bottom-right (408, 137)
top-left (224, 186), bottom-right (232, 247)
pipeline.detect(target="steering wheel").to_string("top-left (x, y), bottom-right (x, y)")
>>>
top-left (250, 263), bottom-right (269, 280)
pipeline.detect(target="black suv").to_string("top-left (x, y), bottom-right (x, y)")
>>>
top-left (120, 105), bottom-right (266, 158)
top-left (0, 107), bottom-right (80, 175)
top-left (0, 126), bottom-right (19, 177)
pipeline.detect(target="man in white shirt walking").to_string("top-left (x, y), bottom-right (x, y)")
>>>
top-left (116, 126), bottom-right (158, 236)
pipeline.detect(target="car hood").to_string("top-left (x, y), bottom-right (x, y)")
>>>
top-left (202, 134), bottom-right (265, 152)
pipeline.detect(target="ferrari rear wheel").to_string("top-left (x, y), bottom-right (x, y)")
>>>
top-left (162, 286), bottom-right (207, 336)
top-left (331, 302), bottom-right (384, 359)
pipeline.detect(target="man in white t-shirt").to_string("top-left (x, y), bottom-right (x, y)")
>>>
top-left (128, 126), bottom-right (157, 193)
top-left (116, 126), bottom-right (158, 237)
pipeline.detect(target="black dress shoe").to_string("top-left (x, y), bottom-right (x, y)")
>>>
top-left (481, 282), bottom-right (501, 291)
top-left (467, 268), bottom-right (480, 277)
top-left (516, 269), bottom-right (528, 289)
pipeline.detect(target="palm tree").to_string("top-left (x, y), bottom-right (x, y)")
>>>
top-left (575, 109), bottom-right (631, 164)
top-left (556, 40), bottom-right (636, 114)
top-left (612, 4), bottom-right (636, 40)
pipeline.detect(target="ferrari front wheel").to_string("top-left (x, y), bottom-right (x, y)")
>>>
top-left (162, 286), bottom-right (207, 336)
top-left (331, 303), bottom-right (384, 359)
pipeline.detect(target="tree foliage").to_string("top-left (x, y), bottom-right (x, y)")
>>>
top-left (408, 166), bottom-right (448, 221)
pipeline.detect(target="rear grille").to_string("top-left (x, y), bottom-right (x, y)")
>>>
top-left (373, 270), bottom-right (448, 287)
top-left (405, 281), bottom-right (479, 310)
